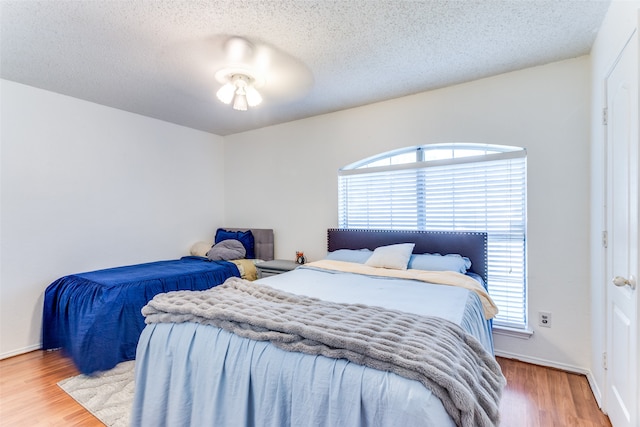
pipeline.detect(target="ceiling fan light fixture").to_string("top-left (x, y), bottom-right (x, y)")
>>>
top-left (215, 67), bottom-right (265, 112)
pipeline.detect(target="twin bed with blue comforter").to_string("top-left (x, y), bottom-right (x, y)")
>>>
top-left (131, 229), bottom-right (506, 427)
top-left (42, 257), bottom-right (240, 374)
top-left (42, 228), bottom-right (274, 374)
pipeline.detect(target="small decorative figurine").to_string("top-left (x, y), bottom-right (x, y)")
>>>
top-left (295, 251), bottom-right (306, 264)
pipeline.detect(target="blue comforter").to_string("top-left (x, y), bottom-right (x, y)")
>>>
top-left (42, 256), bottom-right (239, 374)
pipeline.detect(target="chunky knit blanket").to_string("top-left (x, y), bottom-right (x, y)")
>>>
top-left (142, 277), bottom-right (506, 427)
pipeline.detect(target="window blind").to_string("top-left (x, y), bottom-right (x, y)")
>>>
top-left (338, 150), bottom-right (527, 328)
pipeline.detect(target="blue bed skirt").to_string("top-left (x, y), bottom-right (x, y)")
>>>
top-left (42, 256), bottom-right (239, 374)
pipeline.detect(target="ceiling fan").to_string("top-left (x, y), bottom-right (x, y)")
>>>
top-left (210, 36), bottom-right (313, 111)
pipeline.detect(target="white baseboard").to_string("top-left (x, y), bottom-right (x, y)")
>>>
top-left (0, 344), bottom-right (41, 360)
top-left (586, 371), bottom-right (604, 409)
top-left (495, 349), bottom-right (589, 374)
top-left (495, 350), bottom-right (604, 409)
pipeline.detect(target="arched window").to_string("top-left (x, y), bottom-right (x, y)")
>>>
top-left (338, 143), bottom-right (527, 329)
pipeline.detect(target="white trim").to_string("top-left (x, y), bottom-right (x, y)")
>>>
top-left (339, 149), bottom-right (526, 176)
top-left (587, 370), bottom-right (605, 410)
top-left (601, 27), bottom-right (640, 425)
top-left (495, 350), bottom-right (591, 375)
top-left (0, 343), bottom-right (41, 360)
top-left (492, 325), bottom-right (534, 339)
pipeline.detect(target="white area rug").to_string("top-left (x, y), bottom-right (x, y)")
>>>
top-left (58, 360), bottom-right (135, 427)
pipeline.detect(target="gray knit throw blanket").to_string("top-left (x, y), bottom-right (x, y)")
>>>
top-left (142, 277), bottom-right (506, 427)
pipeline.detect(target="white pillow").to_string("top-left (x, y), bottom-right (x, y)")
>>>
top-left (190, 241), bottom-right (213, 257)
top-left (364, 243), bottom-right (415, 270)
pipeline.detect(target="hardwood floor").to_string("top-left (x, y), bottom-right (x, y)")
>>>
top-left (0, 350), bottom-right (102, 426)
top-left (498, 357), bottom-right (611, 427)
top-left (0, 351), bottom-right (611, 426)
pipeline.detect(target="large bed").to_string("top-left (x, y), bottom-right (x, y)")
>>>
top-left (131, 228), bottom-right (505, 427)
top-left (42, 228), bottom-right (274, 374)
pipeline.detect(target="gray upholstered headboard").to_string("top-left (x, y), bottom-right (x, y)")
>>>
top-left (225, 228), bottom-right (274, 261)
top-left (327, 228), bottom-right (488, 283)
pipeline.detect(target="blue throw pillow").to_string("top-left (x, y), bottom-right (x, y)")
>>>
top-left (325, 249), bottom-right (373, 264)
top-left (215, 229), bottom-right (255, 259)
top-left (407, 253), bottom-right (471, 274)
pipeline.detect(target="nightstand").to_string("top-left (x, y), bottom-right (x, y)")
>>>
top-left (256, 259), bottom-right (301, 278)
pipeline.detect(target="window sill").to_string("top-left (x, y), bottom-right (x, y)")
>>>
top-left (492, 325), bottom-right (534, 340)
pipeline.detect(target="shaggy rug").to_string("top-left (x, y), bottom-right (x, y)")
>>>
top-left (58, 360), bottom-right (135, 427)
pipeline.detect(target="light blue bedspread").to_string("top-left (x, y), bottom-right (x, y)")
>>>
top-left (131, 267), bottom-right (494, 427)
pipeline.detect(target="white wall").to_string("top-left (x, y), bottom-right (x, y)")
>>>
top-left (225, 57), bottom-right (592, 370)
top-left (589, 0), bottom-right (640, 407)
top-left (0, 80), bottom-right (226, 358)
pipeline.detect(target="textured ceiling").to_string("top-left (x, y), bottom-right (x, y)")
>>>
top-left (1, 1), bottom-right (610, 136)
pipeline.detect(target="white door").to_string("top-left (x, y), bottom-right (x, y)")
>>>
top-left (605, 30), bottom-right (639, 427)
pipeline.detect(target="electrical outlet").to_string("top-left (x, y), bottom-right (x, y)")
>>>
top-left (539, 311), bottom-right (552, 328)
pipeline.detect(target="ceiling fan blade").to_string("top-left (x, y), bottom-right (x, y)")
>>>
top-left (161, 34), bottom-right (313, 103)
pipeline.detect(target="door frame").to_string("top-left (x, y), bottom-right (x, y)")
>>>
top-left (602, 28), bottom-right (639, 427)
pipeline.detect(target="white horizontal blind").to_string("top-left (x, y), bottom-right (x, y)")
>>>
top-left (338, 150), bottom-right (527, 328)
top-left (338, 167), bottom-right (420, 229)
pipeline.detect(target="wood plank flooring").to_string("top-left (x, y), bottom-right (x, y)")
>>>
top-left (0, 350), bottom-right (611, 426)
top-left (498, 357), bottom-right (611, 427)
top-left (0, 350), bottom-right (103, 426)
